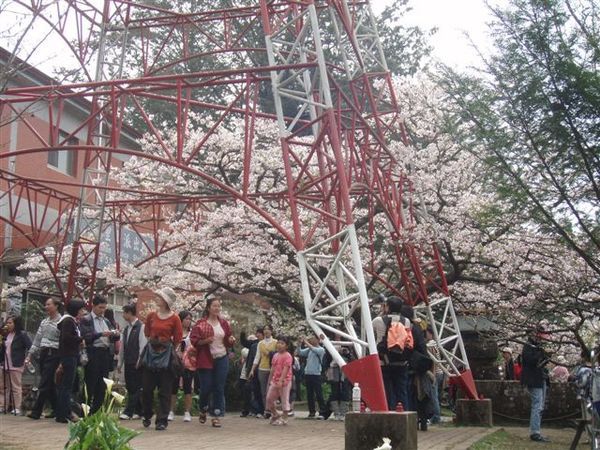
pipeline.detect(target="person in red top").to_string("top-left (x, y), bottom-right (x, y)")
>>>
top-left (141, 287), bottom-right (183, 431)
top-left (515, 353), bottom-right (524, 381)
top-left (190, 296), bottom-right (235, 428)
top-left (266, 336), bottom-right (293, 426)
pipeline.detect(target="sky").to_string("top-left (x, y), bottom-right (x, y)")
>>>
top-left (374, 0), bottom-right (501, 69)
top-left (2, 0), bottom-right (503, 76)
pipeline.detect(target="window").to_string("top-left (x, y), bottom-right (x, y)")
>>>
top-left (48, 130), bottom-right (78, 176)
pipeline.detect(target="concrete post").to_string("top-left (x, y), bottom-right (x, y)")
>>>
top-left (345, 411), bottom-right (418, 450)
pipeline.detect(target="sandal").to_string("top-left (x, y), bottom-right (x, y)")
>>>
top-left (269, 415), bottom-right (281, 425)
top-left (198, 411), bottom-right (207, 424)
top-left (211, 418), bottom-right (221, 428)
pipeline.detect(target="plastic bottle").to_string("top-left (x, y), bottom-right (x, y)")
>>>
top-left (352, 383), bottom-right (361, 412)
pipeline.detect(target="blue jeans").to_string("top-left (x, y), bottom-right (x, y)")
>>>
top-left (382, 364), bottom-right (409, 411)
top-left (198, 355), bottom-right (229, 417)
top-left (431, 372), bottom-right (444, 423)
top-left (528, 385), bottom-right (546, 435)
top-left (56, 356), bottom-right (78, 421)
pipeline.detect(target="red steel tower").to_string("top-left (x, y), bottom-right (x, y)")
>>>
top-left (0, 0), bottom-right (478, 407)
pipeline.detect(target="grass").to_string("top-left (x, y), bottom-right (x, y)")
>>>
top-left (469, 430), bottom-right (515, 449)
top-left (469, 428), bottom-right (588, 450)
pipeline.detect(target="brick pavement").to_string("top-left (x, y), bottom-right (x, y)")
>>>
top-left (0, 414), bottom-right (495, 449)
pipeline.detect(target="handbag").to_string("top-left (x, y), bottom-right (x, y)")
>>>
top-left (410, 350), bottom-right (433, 375)
top-left (171, 348), bottom-right (184, 377)
top-left (22, 371), bottom-right (39, 412)
top-left (182, 346), bottom-right (197, 371)
top-left (141, 341), bottom-right (173, 371)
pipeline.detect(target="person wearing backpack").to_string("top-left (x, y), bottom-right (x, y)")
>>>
top-left (373, 297), bottom-right (424, 411)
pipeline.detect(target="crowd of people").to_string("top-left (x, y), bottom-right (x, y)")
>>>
top-left (0, 291), bottom-right (448, 432)
top-left (0, 291), bottom-right (592, 440)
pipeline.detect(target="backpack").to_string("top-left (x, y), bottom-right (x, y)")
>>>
top-left (320, 350), bottom-right (331, 379)
top-left (377, 315), bottom-right (414, 364)
top-left (182, 345), bottom-right (197, 371)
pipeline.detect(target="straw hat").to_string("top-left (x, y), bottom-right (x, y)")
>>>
top-left (155, 287), bottom-right (177, 310)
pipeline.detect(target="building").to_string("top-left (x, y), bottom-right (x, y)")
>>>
top-left (0, 47), bottom-right (140, 330)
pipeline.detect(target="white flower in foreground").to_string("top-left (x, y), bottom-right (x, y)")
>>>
top-left (373, 438), bottom-right (391, 450)
top-left (111, 391), bottom-right (125, 404)
top-left (103, 377), bottom-right (114, 393)
top-left (81, 403), bottom-right (90, 417)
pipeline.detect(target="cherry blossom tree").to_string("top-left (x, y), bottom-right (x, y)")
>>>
top-left (388, 76), bottom-right (600, 355)
top-left (14, 76), bottom-right (599, 351)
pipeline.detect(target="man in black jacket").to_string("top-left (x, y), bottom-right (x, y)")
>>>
top-left (243, 328), bottom-right (265, 416)
top-left (239, 331), bottom-right (260, 417)
top-left (79, 295), bottom-right (120, 414)
top-left (521, 325), bottom-right (551, 443)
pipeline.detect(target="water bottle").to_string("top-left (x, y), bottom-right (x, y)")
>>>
top-left (352, 382), bottom-right (361, 412)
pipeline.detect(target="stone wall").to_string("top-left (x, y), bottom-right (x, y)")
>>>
top-left (473, 380), bottom-right (580, 423)
top-left (462, 332), bottom-right (501, 380)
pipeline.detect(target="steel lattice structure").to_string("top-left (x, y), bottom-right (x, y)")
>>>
top-left (0, 0), bottom-right (479, 407)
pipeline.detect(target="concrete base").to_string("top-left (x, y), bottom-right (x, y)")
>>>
top-left (455, 399), bottom-right (493, 427)
top-left (345, 411), bottom-right (417, 450)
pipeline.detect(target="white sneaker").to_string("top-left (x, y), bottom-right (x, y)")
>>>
top-left (11, 409), bottom-right (21, 415)
top-left (315, 414), bottom-right (324, 420)
top-left (119, 413), bottom-right (131, 420)
top-left (183, 411), bottom-right (191, 422)
top-left (167, 411), bottom-right (175, 421)
top-left (131, 414), bottom-right (141, 420)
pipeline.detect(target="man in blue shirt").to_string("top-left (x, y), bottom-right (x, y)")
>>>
top-left (298, 336), bottom-right (326, 419)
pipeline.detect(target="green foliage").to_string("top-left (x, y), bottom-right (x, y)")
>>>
top-left (65, 380), bottom-right (139, 450)
top-left (377, 0), bottom-right (434, 76)
top-left (469, 429), bottom-right (516, 449)
top-left (20, 298), bottom-right (45, 335)
top-left (439, 0), bottom-right (600, 276)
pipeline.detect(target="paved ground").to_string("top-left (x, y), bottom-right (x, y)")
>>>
top-left (0, 413), bottom-right (495, 449)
